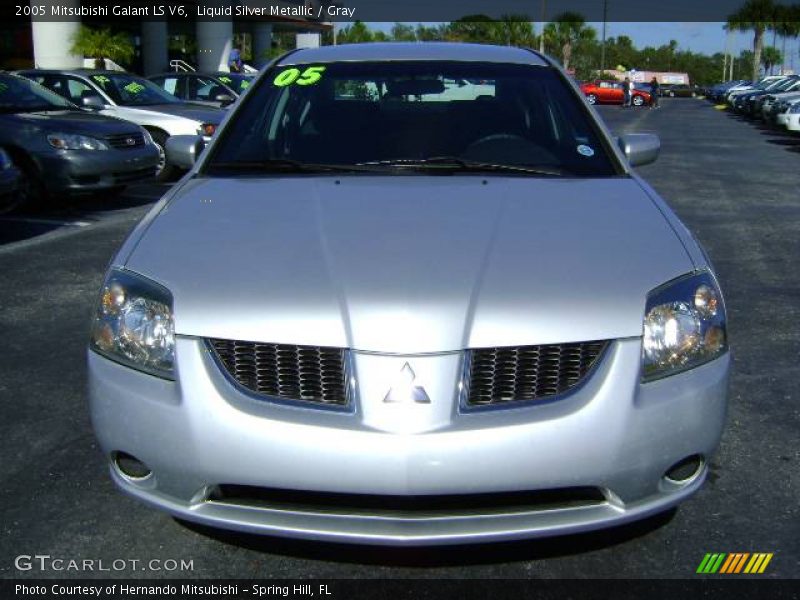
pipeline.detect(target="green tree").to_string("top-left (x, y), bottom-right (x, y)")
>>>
top-left (415, 24), bottom-right (448, 41)
top-left (70, 26), bottom-right (134, 69)
top-left (543, 12), bottom-right (596, 71)
top-left (445, 15), bottom-right (499, 43)
top-left (337, 21), bottom-right (375, 44)
top-left (727, 0), bottom-right (778, 82)
top-left (495, 15), bottom-right (536, 47)
top-left (760, 45), bottom-right (782, 72)
top-left (391, 23), bottom-right (417, 41)
top-left (771, 5), bottom-right (800, 73)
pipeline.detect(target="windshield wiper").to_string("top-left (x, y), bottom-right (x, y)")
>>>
top-left (206, 159), bottom-right (393, 174)
top-left (358, 157), bottom-right (566, 177)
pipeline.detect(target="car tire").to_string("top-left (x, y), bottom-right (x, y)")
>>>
top-left (632, 95), bottom-right (645, 106)
top-left (586, 94), bottom-right (597, 105)
top-left (149, 130), bottom-right (177, 183)
top-left (9, 155), bottom-right (46, 212)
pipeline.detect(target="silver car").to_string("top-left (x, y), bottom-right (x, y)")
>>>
top-left (17, 69), bottom-right (224, 181)
top-left (88, 43), bottom-right (730, 546)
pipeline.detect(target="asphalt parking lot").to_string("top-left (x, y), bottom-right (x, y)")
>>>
top-left (1, 98), bottom-right (798, 580)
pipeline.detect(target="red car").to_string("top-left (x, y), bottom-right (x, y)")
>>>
top-left (580, 80), bottom-right (651, 106)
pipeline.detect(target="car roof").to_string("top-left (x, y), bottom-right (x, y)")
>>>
top-left (18, 69), bottom-right (135, 77)
top-left (278, 42), bottom-right (549, 67)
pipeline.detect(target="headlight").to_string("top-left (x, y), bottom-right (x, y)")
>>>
top-left (47, 133), bottom-right (108, 150)
top-left (198, 123), bottom-right (217, 137)
top-left (90, 269), bottom-right (175, 379)
top-left (642, 271), bottom-right (727, 381)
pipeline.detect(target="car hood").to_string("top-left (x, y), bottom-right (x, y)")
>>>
top-left (0, 109), bottom-right (141, 135)
top-left (125, 176), bottom-right (693, 353)
top-left (129, 103), bottom-right (223, 123)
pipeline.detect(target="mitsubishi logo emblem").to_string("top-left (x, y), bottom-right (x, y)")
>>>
top-left (383, 363), bottom-right (430, 404)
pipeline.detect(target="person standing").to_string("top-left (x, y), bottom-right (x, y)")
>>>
top-left (650, 77), bottom-right (660, 109)
top-left (622, 77), bottom-right (631, 108)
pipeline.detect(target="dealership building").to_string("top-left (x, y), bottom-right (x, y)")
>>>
top-left (2, 0), bottom-right (333, 74)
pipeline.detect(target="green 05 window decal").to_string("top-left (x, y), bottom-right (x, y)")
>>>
top-left (273, 66), bottom-right (326, 87)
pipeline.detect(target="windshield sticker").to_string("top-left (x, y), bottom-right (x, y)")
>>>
top-left (273, 66), bottom-right (326, 87)
top-left (123, 82), bottom-right (146, 94)
top-left (218, 76), bottom-right (232, 84)
top-left (240, 80), bottom-right (250, 89)
top-left (577, 144), bottom-right (595, 157)
top-left (92, 75), bottom-right (110, 84)
top-left (0, 83), bottom-right (7, 93)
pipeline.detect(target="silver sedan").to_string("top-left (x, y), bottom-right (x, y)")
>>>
top-left (88, 43), bottom-right (730, 546)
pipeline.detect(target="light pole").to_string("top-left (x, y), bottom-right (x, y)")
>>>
top-left (600, 0), bottom-right (608, 74)
top-left (539, 0), bottom-right (546, 53)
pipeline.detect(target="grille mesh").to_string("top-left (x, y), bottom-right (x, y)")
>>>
top-left (208, 339), bottom-right (348, 406)
top-left (466, 341), bottom-right (608, 407)
top-left (105, 132), bottom-right (145, 149)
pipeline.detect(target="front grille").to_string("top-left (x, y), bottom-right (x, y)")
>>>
top-left (105, 132), bottom-right (145, 149)
top-left (113, 166), bottom-right (156, 184)
top-left (465, 341), bottom-right (608, 407)
top-left (208, 338), bottom-right (348, 407)
top-left (208, 485), bottom-right (606, 517)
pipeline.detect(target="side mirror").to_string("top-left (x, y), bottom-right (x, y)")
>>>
top-left (617, 133), bottom-right (660, 167)
top-left (81, 94), bottom-right (106, 110)
top-left (214, 93), bottom-right (235, 106)
top-left (165, 135), bottom-right (206, 169)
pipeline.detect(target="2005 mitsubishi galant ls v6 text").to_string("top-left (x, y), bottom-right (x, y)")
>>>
top-left (88, 43), bottom-right (730, 546)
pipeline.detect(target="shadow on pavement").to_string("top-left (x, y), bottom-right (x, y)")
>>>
top-left (0, 182), bottom-right (168, 246)
top-left (177, 508), bottom-right (677, 568)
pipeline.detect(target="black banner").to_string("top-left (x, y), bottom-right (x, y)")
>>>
top-left (3, 579), bottom-right (800, 600)
top-left (6, 0), bottom-right (800, 23)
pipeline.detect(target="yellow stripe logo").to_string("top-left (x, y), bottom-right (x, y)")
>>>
top-left (697, 552), bottom-right (773, 574)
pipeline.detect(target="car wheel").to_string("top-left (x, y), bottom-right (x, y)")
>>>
top-left (632, 95), bottom-right (645, 106)
top-left (10, 156), bottom-right (47, 212)
top-left (586, 94), bottom-right (597, 105)
top-left (149, 130), bottom-right (177, 183)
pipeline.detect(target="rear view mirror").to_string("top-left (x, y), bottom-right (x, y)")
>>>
top-left (165, 135), bottom-right (206, 169)
top-left (81, 94), bottom-right (105, 111)
top-left (617, 133), bottom-right (660, 167)
top-left (387, 78), bottom-right (446, 96)
top-left (215, 93), bottom-right (235, 107)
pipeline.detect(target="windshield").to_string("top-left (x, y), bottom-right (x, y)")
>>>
top-left (0, 74), bottom-right (76, 112)
top-left (214, 73), bottom-right (254, 95)
top-left (89, 73), bottom-right (181, 106)
top-left (205, 61), bottom-right (618, 177)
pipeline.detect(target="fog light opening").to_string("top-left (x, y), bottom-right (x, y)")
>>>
top-left (664, 454), bottom-right (704, 484)
top-left (114, 452), bottom-right (152, 480)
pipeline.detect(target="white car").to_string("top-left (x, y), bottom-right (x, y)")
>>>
top-left (785, 100), bottom-right (800, 132)
top-left (18, 69), bottom-right (225, 181)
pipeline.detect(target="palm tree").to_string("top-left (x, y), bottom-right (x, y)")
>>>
top-left (727, 0), bottom-right (778, 82)
top-left (543, 12), bottom-right (596, 72)
top-left (771, 5), bottom-right (800, 74)
top-left (760, 45), bottom-right (782, 73)
top-left (70, 26), bottom-right (134, 69)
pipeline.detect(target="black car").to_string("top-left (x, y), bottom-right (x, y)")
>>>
top-left (147, 71), bottom-right (255, 108)
top-left (660, 84), bottom-right (699, 98)
top-left (0, 73), bottom-right (159, 207)
top-left (0, 147), bottom-right (22, 214)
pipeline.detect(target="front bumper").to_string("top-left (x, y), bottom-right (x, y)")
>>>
top-left (89, 337), bottom-right (730, 545)
top-left (34, 145), bottom-right (159, 194)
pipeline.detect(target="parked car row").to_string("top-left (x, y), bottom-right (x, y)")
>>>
top-left (0, 67), bottom-right (251, 212)
top-left (709, 75), bottom-right (800, 134)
